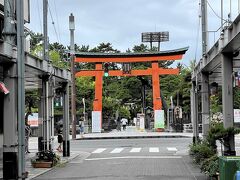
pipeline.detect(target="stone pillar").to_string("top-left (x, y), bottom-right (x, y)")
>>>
top-left (201, 73), bottom-right (210, 138)
top-left (221, 54), bottom-right (235, 156)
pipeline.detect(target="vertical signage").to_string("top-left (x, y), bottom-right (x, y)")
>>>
top-left (92, 111), bottom-right (101, 133)
top-left (154, 110), bottom-right (164, 129)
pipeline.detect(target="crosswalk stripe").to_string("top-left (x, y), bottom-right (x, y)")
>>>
top-left (110, 148), bottom-right (124, 153)
top-left (92, 148), bottom-right (106, 154)
top-left (149, 147), bottom-right (159, 153)
top-left (167, 147), bottom-right (178, 151)
top-left (130, 148), bottom-right (141, 153)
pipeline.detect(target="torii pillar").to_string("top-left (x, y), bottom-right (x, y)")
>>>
top-left (152, 61), bottom-right (162, 110)
top-left (152, 61), bottom-right (164, 130)
top-left (92, 63), bottom-right (103, 132)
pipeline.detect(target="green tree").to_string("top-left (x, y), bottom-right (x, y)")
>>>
top-left (27, 31), bottom-right (43, 51)
top-left (75, 76), bottom-right (95, 115)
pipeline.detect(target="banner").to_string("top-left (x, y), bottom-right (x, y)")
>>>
top-left (92, 111), bottom-right (101, 133)
top-left (154, 110), bottom-right (164, 129)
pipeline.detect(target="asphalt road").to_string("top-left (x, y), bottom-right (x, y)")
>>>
top-left (33, 138), bottom-right (208, 180)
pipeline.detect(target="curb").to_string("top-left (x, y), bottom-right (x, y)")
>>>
top-left (76, 135), bottom-right (192, 140)
top-left (27, 153), bottom-right (80, 180)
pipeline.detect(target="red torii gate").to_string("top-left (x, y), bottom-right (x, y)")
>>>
top-left (75, 47), bottom-right (188, 132)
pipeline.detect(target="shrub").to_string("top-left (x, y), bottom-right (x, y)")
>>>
top-left (189, 141), bottom-right (215, 164)
top-left (189, 123), bottom-right (240, 178)
top-left (200, 155), bottom-right (219, 177)
top-left (31, 150), bottom-right (60, 166)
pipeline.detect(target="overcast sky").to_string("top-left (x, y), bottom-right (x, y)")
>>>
top-left (26, 0), bottom-right (240, 66)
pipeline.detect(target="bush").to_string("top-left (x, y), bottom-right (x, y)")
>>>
top-left (200, 155), bottom-right (219, 177)
top-left (31, 150), bottom-right (60, 166)
top-left (189, 123), bottom-right (240, 178)
top-left (189, 141), bottom-right (215, 164)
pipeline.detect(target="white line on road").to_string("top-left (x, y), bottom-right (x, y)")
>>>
top-left (92, 148), bottom-right (106, 154)
top-left (85, 156), bottom-right (182, 161)
top-left (149, 147), bottom-right (159, 153)
top-left (110, 148), bottom-right (124, 154)
top-left (130, 148), bottom-right (141, 153)
top-left (167, 147), bottom-right (178, 151)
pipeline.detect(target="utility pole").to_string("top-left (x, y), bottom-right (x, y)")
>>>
top-left (69, 13), bottom-right (77, 139)
top-left (201, 0), bottom-right (210, 138)
top-left (17, 0), bottom-right (26, 178)
top-left (221, 0), bottom-right (224, 29)
top-left (239, 0), bottom-right (240, 14)
top-left (201, 0), bottom-right (208, 56)
top-left (43, 0), bottom-right (49, 62)
top-left (42, 0), bottom-right (52, 151)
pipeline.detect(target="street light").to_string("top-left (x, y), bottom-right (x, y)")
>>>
top-left (69, 13), bottom-right (77, 139)
top-left (82, 98), bottom-right (86, 122)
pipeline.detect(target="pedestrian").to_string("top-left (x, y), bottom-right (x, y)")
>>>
top-left (57, 125), bottom-right (63, 152)
top-left (116, 117), bottom-right (121, 131)
top-left (79, 120), bottom-right (84, 138)
top-left (121, 118), bottom-right (128, 131)
top-left (25, 111), bottom-right (32, 153)
top-left (25, 122), bottom-right (31, 153)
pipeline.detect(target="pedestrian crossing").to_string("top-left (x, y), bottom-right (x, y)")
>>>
top-left (130, 148), bottom-right (141, 153)
top-left (110, 148), bottom-right (124, 154)
top-left (91, 147), bottom-right (178, 154)
top-left (92, 148), bottom-right (106, 154)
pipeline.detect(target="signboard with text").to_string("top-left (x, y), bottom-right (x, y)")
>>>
top-left (28, 113), bottom-right (39, 127)
top-left (234, 109), bottom-right (240, 123)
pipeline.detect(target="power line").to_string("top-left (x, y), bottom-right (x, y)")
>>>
top-left (53, 0), bottom-right (62, 43)
top-left (36, 0), bottom-right (43, 32)
top-left (207, 0), bottom-right (227, 22)
top-left (48, 6), bottom-right (60, 43)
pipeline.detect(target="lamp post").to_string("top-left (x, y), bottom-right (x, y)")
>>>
top-left (69, 13), bottom-right (76, 139)
top-left (83, 98), bottom-right (86, 122)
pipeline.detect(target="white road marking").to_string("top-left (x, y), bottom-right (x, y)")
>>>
top-left (85, 156), bottom-right (182, 161)
top-left (130, 148), bottom-right (141, 153)
top-left (92, 148), bottom-right (106, 154)
top-left (149, 147), bottom-right (159, 153)
top-left (167, 147), bottom-right (178, 151)
top-left (110, 148), bottom-right (124, 154)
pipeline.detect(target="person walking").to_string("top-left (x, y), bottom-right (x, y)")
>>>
top-left (25, 122), bottom-right (31, 153)
top-left (25, 110), bottom-right (32, 153)
top-left (57, 125), bottom-right (63, 152)
top-left (121, 118), bottom-right (128, 131)
top-left (116, 117), bottom-right (121, 131)
top-left (79, 120), bottom-right (84, 138)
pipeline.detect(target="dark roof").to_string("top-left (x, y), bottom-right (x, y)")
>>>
top-left (75, 47), bottom-right (189, 58)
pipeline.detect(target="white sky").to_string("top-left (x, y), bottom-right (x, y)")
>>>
top-left (26, 0), bottom-right (240, 66)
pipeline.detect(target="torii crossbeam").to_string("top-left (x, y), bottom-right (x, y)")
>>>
top-left (75, 47), bottom-right (188, 132)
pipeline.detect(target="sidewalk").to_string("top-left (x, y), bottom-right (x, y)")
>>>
top-left (77, 126), bottom-right (194, 140)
